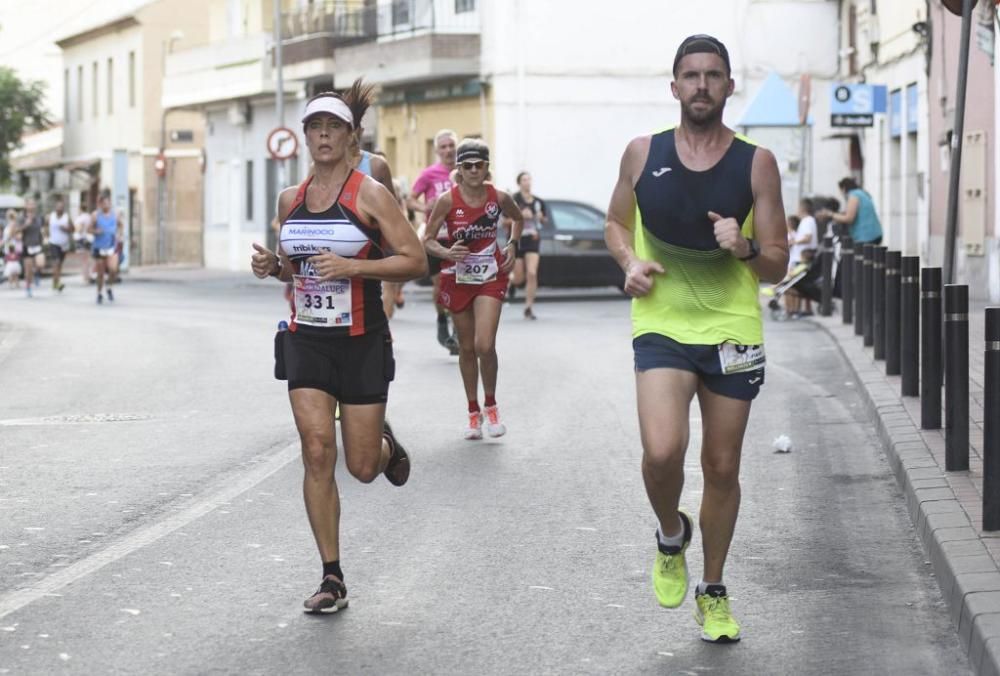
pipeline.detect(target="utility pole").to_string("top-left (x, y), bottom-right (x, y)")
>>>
top-left (274, 0), bottom-right (286, 196)
top-left (942, 0), bottom-right (974, 284)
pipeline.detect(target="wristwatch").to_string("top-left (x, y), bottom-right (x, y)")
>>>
top-left (737, 239), bottom-right (759, 261)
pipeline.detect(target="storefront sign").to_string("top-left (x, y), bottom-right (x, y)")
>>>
top-left (830, 83), bottom-right (887, 128)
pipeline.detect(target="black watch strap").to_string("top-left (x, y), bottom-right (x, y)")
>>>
top-left (737, 239), bottom-right (759, 261)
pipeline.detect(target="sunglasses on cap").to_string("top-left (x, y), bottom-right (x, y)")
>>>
top-left (460, 161), bottom-right (486, 171)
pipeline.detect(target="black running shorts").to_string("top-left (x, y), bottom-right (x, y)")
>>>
top-left (632, 332), bottom-right (764, 401)
top-left (283, 328), bottom-right (395, 404)
top-left (516, 234), bottom-right (540, 258)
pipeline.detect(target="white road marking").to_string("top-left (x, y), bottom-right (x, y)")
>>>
top-left (0, 441), bottom-right (299, 620)
top-left (528, 586), bottom-right (554, 591)
top-left (120, 609), bottom-right (141, 616)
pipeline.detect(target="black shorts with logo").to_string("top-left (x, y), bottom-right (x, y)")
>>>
top-left (632, 332), bottom-right (765, 401)
top-left (49, 244), bottom-right (67, 263)
top-left (279, 327), bottom-right (395, 405)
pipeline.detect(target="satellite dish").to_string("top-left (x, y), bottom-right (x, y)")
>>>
top-left (940, 0), bottom-right (966, 17)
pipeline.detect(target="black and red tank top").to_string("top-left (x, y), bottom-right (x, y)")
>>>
top-left (279, 170), bottom-right (386, 337)
top-left (440, 184), bottom-right (503, 275)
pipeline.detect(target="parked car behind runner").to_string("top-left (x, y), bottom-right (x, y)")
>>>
top-left (538, 199), bottom-right (624, 289)
top-left (416, 198), bottom-right (624, 290)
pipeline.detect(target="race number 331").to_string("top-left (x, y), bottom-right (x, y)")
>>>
top-left (717, 343), bottom-right (765, 375)
top-left (293, 275), bottom-right (353, 327)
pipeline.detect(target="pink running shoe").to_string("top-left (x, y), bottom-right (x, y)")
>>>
top-left (484, 405), bottom-right (506, 437)
top-left (464, 412), bottom-right (483, 440)
top-left (303, 575), bottom-right (348, 614)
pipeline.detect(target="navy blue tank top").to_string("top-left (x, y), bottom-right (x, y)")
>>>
top-left (634, 129), bottom-right (755, 250)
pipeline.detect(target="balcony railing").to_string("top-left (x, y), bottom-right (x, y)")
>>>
top-left (282, 0), bottom-right (479, 47)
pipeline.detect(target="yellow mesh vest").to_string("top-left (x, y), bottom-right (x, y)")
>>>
top-left (631, 131), bottom-right (763, 346)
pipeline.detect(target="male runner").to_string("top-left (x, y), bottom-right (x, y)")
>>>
top-left (604, 34), bottom-right (788, 643)
top-left (89, 191), bottom-right (123, 304)
top-left (408, 129), bottom-right (459, 354)
top-left (47, 197), bottom-right (72, 292)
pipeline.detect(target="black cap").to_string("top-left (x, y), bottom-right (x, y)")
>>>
top-left (673, 34), bottom-right (731, 76)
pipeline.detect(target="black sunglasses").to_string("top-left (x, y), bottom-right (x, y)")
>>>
top-left (460, 161), bottom-right (486, 171)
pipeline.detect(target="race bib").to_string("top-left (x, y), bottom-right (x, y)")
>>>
top-left (97, 247), bottom-right (115, 257)
top-left (293, 275), bottom-right (353, 327)
top-left (717, 343), bottom-right (766, 375)
top-left (26, 245), bottom-right (42, 256)
top-left (456, 253), bottom-right (498, 285)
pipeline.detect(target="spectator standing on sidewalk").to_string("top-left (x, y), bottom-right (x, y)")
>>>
top-left (821, 177), bottom-right (882, 246)
top-left (47, 197), bottom-right (72, 292)
top-left (784, 198), bottom-right (818, 318)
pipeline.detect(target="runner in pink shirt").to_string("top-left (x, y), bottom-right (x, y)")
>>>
top-left (407, 129), bottom-right (459, 353)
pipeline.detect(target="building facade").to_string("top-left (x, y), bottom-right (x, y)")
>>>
top-left (55, 0), bottom-right (209, 266)
top-left (834, 0), bottom-right (999, 301)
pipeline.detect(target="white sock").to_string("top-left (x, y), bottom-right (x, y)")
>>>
top-left (657, 516), bottom-right (686, 549)
top-left (697, 580), bottom-right (723, 595)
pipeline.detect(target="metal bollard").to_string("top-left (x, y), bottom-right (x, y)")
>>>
top-left (862, 244), bottom-right (875, 346)
top-left (984, 308), bottom-right (1000, 530)
top-left (900, 256), bottom-right (920, 396)
top-left (854, 249), bottom-right (865, 336)
top-left (841, 236), bottom-right (854, 324)
top-left (944, 285), bottom-right (969, 472)
top-left (873, 246), bottom-right (887, 359)
top-left (885, 251), bottom-right (902, 375)
top-left (819, 235), bottom-right (834, 316)
top-left (921, 268), bottom-right (943, 429)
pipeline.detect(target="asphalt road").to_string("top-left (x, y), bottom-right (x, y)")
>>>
top-left (0, 271), bottom-right (970, 675)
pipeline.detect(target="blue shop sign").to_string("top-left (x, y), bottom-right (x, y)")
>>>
top-left (830, 83), bottom-right (888, 127)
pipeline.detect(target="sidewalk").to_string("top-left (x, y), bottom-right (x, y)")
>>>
top-left (812, 303), bottom-right (999, 675)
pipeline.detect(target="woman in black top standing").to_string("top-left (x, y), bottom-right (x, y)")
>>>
top-left (509, 171), bottom-right (547, 320)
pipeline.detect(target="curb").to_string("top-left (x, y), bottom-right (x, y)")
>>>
top-left (812, 316), bottom-right (1000, 676)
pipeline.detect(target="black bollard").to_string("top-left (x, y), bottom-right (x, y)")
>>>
top-left (921, 268), bottom-right (942, 429)
top-left (944, 285), bottom-right (969, 472)
top-left (841, 237), bottom-right (854, 324)
top-left (984, 308), bottom-right (1000, 531)
top-left (819, 235), bottom-right (834, 316)
top-left (885, 251), bottom-right (902, 375)
top-left (900, 256), bottom-right (920, 396)
top-left (862, 244), bottom-right (875, 345)
top-left (854, 250), bottom-right (865, 336)
top-left (873, 246), bottom-right (887, 359)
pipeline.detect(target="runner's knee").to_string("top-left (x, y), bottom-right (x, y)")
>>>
top-left (642, 442), bottom-right (685, 475)
top-left (702, 452), bottom-right (740, 486)
top-left (474, 337), bottom-right (495, 358)
top-left (300, 435), bottom-right (336, 476)
top-left (346, 452), bottom-right (381, 483)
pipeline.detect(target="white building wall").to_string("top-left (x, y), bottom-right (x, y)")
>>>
top-left (481, 0), bottom-right (841, 209)
top-left (203, 99), bottom-right (306, 270)
top-left (61, 29), bottom-right (145, 161)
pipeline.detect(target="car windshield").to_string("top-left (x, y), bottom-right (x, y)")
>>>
top-left (549, 202), bottom-right (603, 232)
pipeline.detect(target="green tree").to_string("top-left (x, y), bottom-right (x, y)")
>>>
top-left (0, 66), bottom-right (50, 187)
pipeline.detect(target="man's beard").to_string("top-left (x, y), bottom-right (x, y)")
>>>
top-left (681, 98), bottom-right (725, 127)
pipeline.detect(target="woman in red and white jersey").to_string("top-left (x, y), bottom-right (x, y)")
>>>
top-left (423, 138), bottom-right (523, 440)
top-left (250, 80), bottom-right (427, 614)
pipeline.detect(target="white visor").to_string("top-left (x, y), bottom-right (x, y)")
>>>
top-left (301, 97), bottom-right (354, 127)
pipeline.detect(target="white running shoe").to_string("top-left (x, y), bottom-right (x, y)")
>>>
top-left (484, 405), bottom-right (506, 438)
top-left (464, 412), bottom-right (483, 440)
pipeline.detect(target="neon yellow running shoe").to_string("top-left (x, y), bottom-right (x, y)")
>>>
top-left (694, 585), bottom-right (741, 643)
top-left (651, 510), bottom-right (692, 608)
